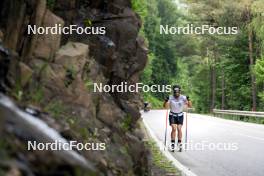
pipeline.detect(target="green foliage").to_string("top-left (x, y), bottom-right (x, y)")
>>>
top-left (13, 90), bottom-right (23, 101)
top-left (255, 58), bottom-right (264, 106)
top-left (131, 0), bottom-right (148, 38)
top-left (141, 53), bottom-right (154, 85)
top-left (251, 0), bottom-right (264, 52)
top-left (140, 0), bottom-right (264, 113)
top-left (65, 66), bottom-right (77, 87)
top-left (29, 86), bottom-right (44, 105)
top-left (251, 0), bottom-right (264, 107)
top-left (47, 0), bottom-right (56, 10)
top-left (44, 100), bottom-right (66, 119)
top-left (84, 79), bottom-right (94, 91)
top-left (131, 0), bottom-right (148, 20)
top-left (258, 92), bottom-right (264, 104)
top-left (121, 114), bottom-right (132, 132)
top-left (140, 0), bottom-right (191, 101)
top-left (79, 127), bottom-right (90, 139)
top-left (12, 78), bottom-right (23, 101)
top-left (83, 19), bottom-right (92, 27)
top-left (255, 57), bottom-right (264, 83)
top-left (143, 92), bottom-right (163, 109)
top-left (191, 63), bottom-right (210, 113)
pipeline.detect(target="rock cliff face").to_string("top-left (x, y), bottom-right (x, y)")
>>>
top-left (0, 0), bottom-right (148, 175)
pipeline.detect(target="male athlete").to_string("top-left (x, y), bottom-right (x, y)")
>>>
top-left (163, 85), bottom-right (191, 152)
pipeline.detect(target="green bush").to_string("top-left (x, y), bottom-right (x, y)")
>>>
top-left (143, 92), bottom-right (163, 109)
top-left (44, 100), bottom-right (66, 119)
top-left (47, 0), bottom-right (56, 10)
top-left (121, 114), bottom-right (133, 131)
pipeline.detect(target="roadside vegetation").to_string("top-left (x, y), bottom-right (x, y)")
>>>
top-left (214, 114), bottom-right (264, 125)
top-left (139, 120), bottom-right (181, 176)
top-left (146, 140), bottom-right (181, 176)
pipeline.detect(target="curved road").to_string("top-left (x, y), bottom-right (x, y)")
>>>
top-left (142, 110), bottom-right (264, 176)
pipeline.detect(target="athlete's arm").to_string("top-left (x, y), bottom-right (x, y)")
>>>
top-left (163, 96), bottom-right (170, 109)
top-left (186, 96), bottom-right (192, 108)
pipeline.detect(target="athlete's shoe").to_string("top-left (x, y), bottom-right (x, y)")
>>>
top-left (171, 143), bottom-right (175, 152)
top-left (178, 143), bottom-right (183, 152)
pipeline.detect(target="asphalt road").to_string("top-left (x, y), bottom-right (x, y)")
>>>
top-left (142, 110), bottom-right (264, 176)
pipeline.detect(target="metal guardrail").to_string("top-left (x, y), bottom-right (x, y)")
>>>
top-left (183, 108), bottom-right (195, 112)
top-left (213, 109), bottom-right (264, 118)
top-left (187, 108), bottom-right (195, 111)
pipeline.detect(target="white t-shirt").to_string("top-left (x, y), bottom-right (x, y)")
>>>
top-left (168, 95), bottom-right (187, 113)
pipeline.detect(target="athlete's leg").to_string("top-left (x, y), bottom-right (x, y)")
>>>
top-left (171, 124), bottom-right (177, 140)
top-left (177, 124), bottom-right (183, 151)
top-left (177, 114), bottom-right (184, 143)
top-left (177, 124), bottom-right (182, 142)
top-left (171, 124), bottom-right (177, 151)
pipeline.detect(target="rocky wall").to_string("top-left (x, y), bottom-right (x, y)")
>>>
top-left (0, 0), bottom-right (148, 175)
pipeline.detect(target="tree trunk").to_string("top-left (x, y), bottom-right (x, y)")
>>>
top-left (221, 71), bottom-right (225, 110)
top-left (210, 60), bottom-right (216, 112)
top-left (247, 7), bottom-right (257, 111)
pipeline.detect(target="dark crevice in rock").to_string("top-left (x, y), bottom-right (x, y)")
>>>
top-left (0, 44), bottom-right (12, 93)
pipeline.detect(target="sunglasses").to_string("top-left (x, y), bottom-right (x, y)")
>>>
top-left (173, 88), bottom-right (180, 93)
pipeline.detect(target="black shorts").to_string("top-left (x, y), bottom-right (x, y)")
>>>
top-left (169, 112), bottom-right (184, 125)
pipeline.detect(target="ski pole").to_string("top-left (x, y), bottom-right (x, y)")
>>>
top-left (164, 109), bottom-right (169, 151)
top-left (185, 109), bottom-right (188, 146)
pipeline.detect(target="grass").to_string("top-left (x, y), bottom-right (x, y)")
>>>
top-left (139, 120), bottom-right (181, 175)
top-left (84, 79), bottom-right (93, 91)
top-left (83, 19), bottom-right (92, 27)
top-left (29, 86), bottom-right (44, 105)
top-left (145, 140), bottom-right (181, 175)
top-left (78, 127), bottom-right (97, 140)
top-left (65, 66), bottom-right (77, 87)
top-left (44, 100), bottom-right (66, 120)
top-left (121, 114), bottom-right (132, 132)
top-left (11, 78), bottom-right (23, 101)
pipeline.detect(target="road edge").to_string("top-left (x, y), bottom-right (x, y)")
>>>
top-left (142, 118), bottom-right (198, 176)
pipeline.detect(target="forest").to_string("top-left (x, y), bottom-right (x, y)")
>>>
top-left (133, 0), bottom-right (264, 113)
